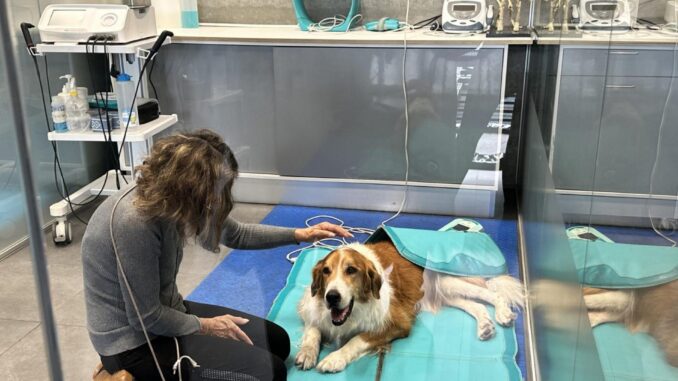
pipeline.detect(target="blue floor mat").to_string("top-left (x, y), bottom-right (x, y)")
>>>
top-left (187, 205), bottom-right (524, 377)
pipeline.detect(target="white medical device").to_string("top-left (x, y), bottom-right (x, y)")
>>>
top-left (573, 0), bottom-right (633, 30)
top-left (38, 4), bottom-right (157, 44)
top-left (442, 0), bottom-right (494, 33)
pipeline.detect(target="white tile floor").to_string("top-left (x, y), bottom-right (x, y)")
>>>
top-left (0, 203), bottom-right (274, 380)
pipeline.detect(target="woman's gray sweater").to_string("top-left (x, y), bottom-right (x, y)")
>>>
top-left (81, 186), bottom-right (297, 356)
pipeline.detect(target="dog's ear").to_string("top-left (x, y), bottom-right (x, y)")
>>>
top-left (364, 263), bottom-right (382, 300)
top-left (311, 259), bottom-right (326, 297)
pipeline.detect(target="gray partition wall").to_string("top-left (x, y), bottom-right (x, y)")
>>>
top-left (153, 43), bottom-right (510, 216)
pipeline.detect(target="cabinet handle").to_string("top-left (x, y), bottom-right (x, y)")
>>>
top-left (606, 84), bottom-right (636, 89)
top-left (609, 51), bottom-right (639, 55)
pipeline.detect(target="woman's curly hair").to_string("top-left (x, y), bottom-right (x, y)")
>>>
top-left (134, 129), bottom-right (239, 250)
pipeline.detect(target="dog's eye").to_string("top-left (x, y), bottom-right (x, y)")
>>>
top-left (346, 266), bottom-right (357, 275)
top-left (322, 267), bottom-right (331, 275)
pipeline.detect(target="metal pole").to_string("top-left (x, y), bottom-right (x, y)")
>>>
top-left (0, 2), bottom-right (64, 380)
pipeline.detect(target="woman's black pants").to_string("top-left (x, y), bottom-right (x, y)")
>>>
top-left (100, 301), bottom-right (290, 381)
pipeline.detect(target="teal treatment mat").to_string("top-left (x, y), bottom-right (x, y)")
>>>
top-left (594, 324), bottom-right (678, 381)
top-left (267, 247), bottom-right (522, 381)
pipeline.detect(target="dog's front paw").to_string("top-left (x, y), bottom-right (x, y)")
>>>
top-left (316, 351), bottom-right (348, 373)
top-left (477, 318), bottom-right (496, 340)
top-left (295, 346), bottom-right (319, 370)
top-left (495, 306), bottom-right (517, 326)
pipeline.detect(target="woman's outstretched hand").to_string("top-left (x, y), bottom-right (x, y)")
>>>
top-left (294, 222), bottom-right (353, 243)
top-left (199, 314), bottom-right (253, 345)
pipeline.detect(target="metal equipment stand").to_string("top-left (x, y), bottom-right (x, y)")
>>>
top-left (31, 38), bottom-right (176, 244)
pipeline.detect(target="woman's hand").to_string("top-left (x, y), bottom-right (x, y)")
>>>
top-left (294, 222), bottom-right (353, 243)
top-left (199, 314), bottom-right (253, 345)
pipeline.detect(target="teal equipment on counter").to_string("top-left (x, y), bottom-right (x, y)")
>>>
top-left (567, 226), bottom-right (678, 288)
top-left (365, 222), bottom-right (508, 277)
top-left (364, 17), bottom-right (401, 31)
top-left (268, 247), bottom-right (521, 381)
top-left (293, 0), bottom-right (361, 32)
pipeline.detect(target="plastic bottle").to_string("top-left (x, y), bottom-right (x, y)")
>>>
top-left (51, 96), bottom-right (68, 133)
top-left (180, 0), bottom-right (199, 28)
top-left (60, 75), bottom-right (91, 132)
top-left (114, 73), bottom-right (139, 128)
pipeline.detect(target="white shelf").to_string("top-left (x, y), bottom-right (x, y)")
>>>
top-left (35, 36), bottom-right (167, 55)
top-left (168, 25), bottom-right (533, 46)
top-left (48, 114), bottom-right (178, 143)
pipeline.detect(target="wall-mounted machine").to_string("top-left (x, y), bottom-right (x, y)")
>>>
top-left (572, 0), bottom-right (633, 30)
top-left (442, 0), bottom-right (494, 33)
top-left (38, 4), bottom-right (157, 44)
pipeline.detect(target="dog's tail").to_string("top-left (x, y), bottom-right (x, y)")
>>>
top-left (487, 275), bottom-right (526, 310)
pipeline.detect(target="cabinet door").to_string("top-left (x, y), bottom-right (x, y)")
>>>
top-left (552, 76), bottom-right (606, 191)
top-left (553, 76), bottom-right (673, 195)
top-left (594, 78), bottom-right (671, 194)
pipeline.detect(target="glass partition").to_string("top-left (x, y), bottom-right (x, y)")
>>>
top-left (525, 0), bottom-right (678, 378)
top-left (0, 0), bottom-right (105, 257)
top-left (521, 44), bottom-right (606, 381)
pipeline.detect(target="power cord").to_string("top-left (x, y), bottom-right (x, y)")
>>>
top-left (21, 27), bottom-right (90, 224)
top-left (381, 0), bottom-right (412, 226)
top-left (647, 38), bottom-right (677, 247)
top-left (116, 31), bottom-right (174, 161)
top-left (307, 14), bottom-right (364, 32)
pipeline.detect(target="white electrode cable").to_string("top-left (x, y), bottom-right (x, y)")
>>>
top-left (307, 14), bottom-right (364, 32)
top-left (173, 337), bottom-right (199, 381)
top-left (647, 41), bottom-right (678, 247)
top-left (381, 0), bottom-right (412, 227)
top-left (110, 186), bottom-right (168, 381)
top-left (286, 215), bottom-right (375, 263)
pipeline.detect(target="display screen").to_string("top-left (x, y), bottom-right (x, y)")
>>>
top-left (453, 4), bottom-right (477, 11)
top-left (48, 10), bottom-right (86, 26)
top-left (591, 4), bottom-right (618, 11)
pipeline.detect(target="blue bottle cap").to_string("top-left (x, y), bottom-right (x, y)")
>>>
top-left (117, 73), bottom-right (132, 81)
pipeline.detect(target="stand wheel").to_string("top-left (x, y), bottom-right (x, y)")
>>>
top-left (52, 220), bottom-right (72, 246)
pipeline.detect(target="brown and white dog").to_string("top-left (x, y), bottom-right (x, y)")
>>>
top-left (295, 241), bottom-right (525, 373)
top-left (584, 281), bottom-right (678, 367)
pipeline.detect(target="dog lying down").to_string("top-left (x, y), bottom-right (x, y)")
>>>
top-left (584, 281), bottom-right (678, 367)
top-left (295, 241), bottom-right (525, 373)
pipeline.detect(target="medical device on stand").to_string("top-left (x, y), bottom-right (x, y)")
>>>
top-left (572, 0), bottom-right (634, 30)
top-left (442, 0), bottom-right (494, 33)
top-left (21, 4), bottom-right (176, 245)
top-left (37, 4), bottom-right (157, 44)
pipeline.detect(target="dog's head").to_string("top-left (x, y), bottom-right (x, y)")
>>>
top-left (310, 246), bottom-right (382, 326)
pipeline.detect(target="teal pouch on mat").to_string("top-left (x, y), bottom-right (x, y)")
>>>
top-left (569, 238), bottom-right (678, 288)
top-left (366, 225), bottom-right (508, 276)
top-left (268, 245), bottom-right (522, 381)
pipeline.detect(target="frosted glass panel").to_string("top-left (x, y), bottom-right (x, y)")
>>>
top-left (153, 44), bottom-right (278, 174)
top-left (155, 44), bottom-right (505, 186)
top-left (273, 47), bottom-right (503, 184)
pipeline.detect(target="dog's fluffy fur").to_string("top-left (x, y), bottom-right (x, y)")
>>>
top-left (295, 241), bottom-right (525, 373)
top-left (584, 281), bottom-right (678, 367)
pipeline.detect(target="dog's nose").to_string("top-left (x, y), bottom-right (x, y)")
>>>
top-left (326, 290), bottom-right (341, 307)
